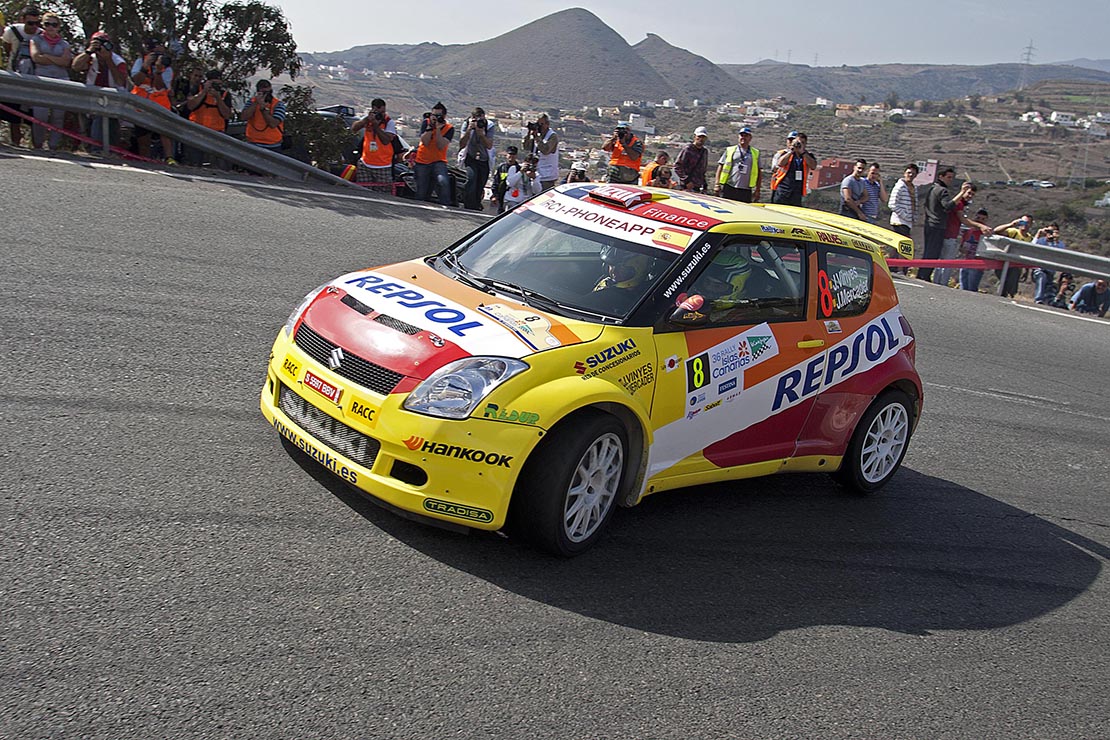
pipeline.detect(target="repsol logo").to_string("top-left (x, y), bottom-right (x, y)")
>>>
top-left (344, 274), bottom-right (484, 337)
top-left (772, 315), bottom-right (901, 412)
top-left (402, 436), bottom-right (513, 467)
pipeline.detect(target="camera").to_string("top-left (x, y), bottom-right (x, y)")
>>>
top-left (372, 110), bottom-right (384, 122)
top-left (526, 121), bottom-right (538, 133)
top-left (474, 117), bottom-right (487, 131)
top-left (99, 39), bottom-right (114, 51)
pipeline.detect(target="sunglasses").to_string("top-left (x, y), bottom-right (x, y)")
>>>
top-left (43, 21), bottom-right (60, 27)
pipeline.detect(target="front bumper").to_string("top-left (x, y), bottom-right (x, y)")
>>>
top-left (260, 331), bottom-right (545, 530)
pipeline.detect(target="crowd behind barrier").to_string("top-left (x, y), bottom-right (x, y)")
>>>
top-left (2, 5), bottom-right (1106, 314)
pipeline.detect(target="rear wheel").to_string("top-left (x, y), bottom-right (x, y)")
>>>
top-left (509, 410), bottom-right (626, 556)
top-left (834, 390), bottom-right (914, 493)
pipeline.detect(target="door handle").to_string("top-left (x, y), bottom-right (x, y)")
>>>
top-left (796, 339), bottom-right (826, 349)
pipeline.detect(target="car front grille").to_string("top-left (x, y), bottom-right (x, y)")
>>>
top-left (278, 384), bottom-right (381, 470)
top-left (294, 321), bottom-right (404, 395)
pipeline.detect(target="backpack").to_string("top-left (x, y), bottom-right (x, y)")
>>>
top-left (8, 25), bottom-right (35, 74)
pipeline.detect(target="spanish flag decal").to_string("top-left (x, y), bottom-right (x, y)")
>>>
top-left (652, 226), bottom-right (693, 250)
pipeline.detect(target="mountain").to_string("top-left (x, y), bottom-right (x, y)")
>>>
top-left (1055, 58), bottom-right (1110, 75)
top-left (718, 61), bottom-right (1110, 103)
top-left (632, 34), bottom-right (755, 103)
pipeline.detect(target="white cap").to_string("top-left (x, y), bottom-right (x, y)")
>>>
top-left (572, 161), bottom-right (588, 171)
top-left (694, 126), bottom-right (709, 137)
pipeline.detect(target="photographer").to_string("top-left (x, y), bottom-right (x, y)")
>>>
top-left (522, 113), bottom-right (559, 190)
top-left (72, 31), bottom-right (129, 147)
top-left (602, 122), bottom-right (643, 184)
top-left (182, 69), bottom-right (232, 166)
top-left (504, 153), bottom-right (541, 211)
top-left (564, 160), bottom-right (590, 184)
top-left (242, 79), bottom-right (285, 151)
top-left (1032, 222), bottom-right (1068, 304)
top-left (414, 102), bottom-right (454, 205)
top-left (770, 132), bottom-right (816, 206)
top-left (351, 98), bottom-right (397, 189)
top-left (459, 106), bottom-right (494, 210)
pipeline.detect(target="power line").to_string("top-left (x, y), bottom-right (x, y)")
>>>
top-left (1017, 40), bottom-right (1035, 91)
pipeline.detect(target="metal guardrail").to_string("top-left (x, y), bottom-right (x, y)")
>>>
top-left (0, 70), bottom-right (357, 188)
top-left (978, 234), bottom-right (1110, 295)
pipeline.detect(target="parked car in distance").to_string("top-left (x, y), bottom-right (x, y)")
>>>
top-left (1037, 180), bottom-right (1055, 188)
top-left (316, 104), bottom-right (359, 128)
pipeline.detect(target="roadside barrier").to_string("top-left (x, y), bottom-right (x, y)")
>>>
top-left (0, 70), bottom-right (357, 188)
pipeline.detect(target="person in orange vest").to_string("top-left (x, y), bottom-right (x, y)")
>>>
top-left (602, 122), bottom-right (643, 184)
top-left (770, 131), bottom-right (816, 206)
top-left (129, 57), bottom-right (176, 164)
top-left (640, 151), bottom-right (669, 186)
top-left (242, 79), bottom-right (285, 151)
top-left (350, 97), bottom-right (397, 190)
top-left (414, 102), bottom-right (455, 205)
top-left (183, 69), bottom-right (232, 166)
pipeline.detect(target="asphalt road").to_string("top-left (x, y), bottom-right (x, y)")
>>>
top-left (2, 152), bottom-right (1108, 739)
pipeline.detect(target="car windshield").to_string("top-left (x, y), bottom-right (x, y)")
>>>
top-left (441, 208), bottom-right (679, 321)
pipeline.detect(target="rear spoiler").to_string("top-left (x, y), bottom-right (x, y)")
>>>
top-left (754, 203), bottom-right (914, 259)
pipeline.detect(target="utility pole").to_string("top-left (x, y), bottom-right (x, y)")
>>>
top-left (1017, 40), bottom-right (1035, 91)
top-left (786, 49), bottom-right (792, 64)
top-left (812, 53), bottom-right (819, 67)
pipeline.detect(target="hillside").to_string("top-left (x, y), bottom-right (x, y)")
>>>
top-left (631, 34), bottom-right (755, 104)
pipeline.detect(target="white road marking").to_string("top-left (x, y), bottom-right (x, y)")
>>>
top-left (893, 279), bottom-right (926, 289)
top-left (1011, 301), bottom-right (1109, 325)
top-left (925, 382), bottom-right (1110, 423)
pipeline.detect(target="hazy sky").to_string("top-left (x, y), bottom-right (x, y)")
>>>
top-left (281, 1), bottom-right (1107, 67)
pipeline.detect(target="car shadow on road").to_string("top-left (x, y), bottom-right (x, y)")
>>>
top-left (286, 446), bottom-right (1107, 643)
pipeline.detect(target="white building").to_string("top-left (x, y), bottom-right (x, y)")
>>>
top-left (661, 99), bottom-right (676, 108)
top-left (1049, 111), bottom-right (1077, 127)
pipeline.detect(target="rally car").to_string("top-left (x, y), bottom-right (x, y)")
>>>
top-left (261, 184), bottom-right (922, 555)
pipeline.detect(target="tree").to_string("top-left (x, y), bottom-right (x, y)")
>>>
top-left (968, 93), bottom-right (981, 110)
top-left (885, 91), bottom-right (899, 110)
top-left (51, 0), bottom-right (299, 91)
top-left (279, 84), bottom-right (355, 169)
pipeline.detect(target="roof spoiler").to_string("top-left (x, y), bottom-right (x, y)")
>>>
top-left (754, 203), bottom-right (914, 259)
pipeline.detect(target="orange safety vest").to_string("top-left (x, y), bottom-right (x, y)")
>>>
top-left (640, 161), bottom-right (660, 186)
top-left (770, 152), bottom-right (810, 195)
top-left (415, 122), bottom-right (454, 164)
top-left (131, 84), bottom-right (172, 110)
top-left (360, 114), bottom-right (393, 167)
top-left (609, 135), bottom-right (642, 170)
top-left (246, 96), bottom-right (283, 146)
top-left (189, 92), bottom-right (227, 132)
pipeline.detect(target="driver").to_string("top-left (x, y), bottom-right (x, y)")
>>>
top-left (594, 246), bottom-right (651, 293)
top-left (697, 250), bottom-right (753, 311)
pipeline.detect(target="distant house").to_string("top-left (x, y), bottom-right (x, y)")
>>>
top-left (809, 158), bottom-right (855, 191)
top-left (1049, 111), bottom-right (1077, 127)
top-left (661, 99), bottom-right (676, 108)
top-left (814, 97), bottom-right (832, 108)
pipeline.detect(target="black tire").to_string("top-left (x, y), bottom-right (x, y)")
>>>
top-left (833, 389), bottom-right (914, 493)
top-left (509, 410), bottom-right (627, 556)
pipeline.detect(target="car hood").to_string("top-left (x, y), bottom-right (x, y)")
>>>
top-left (298, 260), bottom-right (604, 381)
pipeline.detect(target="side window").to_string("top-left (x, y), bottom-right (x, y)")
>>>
top-left (817, 248), bottom-right (873, 318)
top-left (686, 239), bottom-right (806, 326)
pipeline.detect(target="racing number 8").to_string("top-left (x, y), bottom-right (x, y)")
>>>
top-left (817, 269), bottom-right (835, 317)
top-left (686, 352), bottom-right (710, 393)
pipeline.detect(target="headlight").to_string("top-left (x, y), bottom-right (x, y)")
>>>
top-left (283, 284), bottom-right (329, 336)
top-left (403, 357), bottom-right (529, 419)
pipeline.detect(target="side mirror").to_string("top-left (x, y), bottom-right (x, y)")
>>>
top-left (668, 293), bottom-right (709, 327)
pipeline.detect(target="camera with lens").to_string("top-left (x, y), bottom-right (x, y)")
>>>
top-left (474, 117), bottom-right (487, 131)
top-left (526, 121), bottom-right (538, 133)
top-left (372, 110), bottom-right (384, 122)
top-left (99, 39), bottom-right (114, 51)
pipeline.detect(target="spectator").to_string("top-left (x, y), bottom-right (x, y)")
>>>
top-left (934, 181), bottom-right (990, 287)
top-left (1050, 273), bottom-right (1075, 308)
top-left (491, 145), bottom-right (518, 213)
top-left (648, 165), bottom-right (675, 188)
top-left (242, 79), bottom-right (285, 151)
top-left (958, 207), bottom-right (989, 292)
top-left (180, 68), bottom-right (232, 166)
top-left (714, 127), bottom-right (761, 202)
top-left (920, 167), bottom-right (957, 282)
top-left (1032, 222), bottom-right (1068, 304)
top-left (504, 153), bottom-right (541, 210)
top-left (173, 67), bottom-right (203, 117)
top-left (640, 151), bottom-right (669, 186)
top-left (1070, 278), bottom-right (1108, 316)
top-left (770, 131), bottom-right (816, 206)
top-left (130, 37), bottom-right (173, 89)
top-left (72, 31), bottom-right (129, 147)
top-left (28, 12), bottom-right (70, 150)
top-left (860, 162), bottom-right (887, 224)
top-left (414, 102), bottom-right (455, 205)
top-left (673, 126), bottom-right (709, 192)
top-left (603, 122), bottom-right (643, 184)
top-left (129, 63), bottom-right (175, 163)
top-left (459, 107), bottom-right (494, 211)
top-left (993, 213), bottom-right (1034, 297)
top-left (522, 113), bottom-right (559, 190)
top-left (2, 6), bottom-right (43, 147)
top-left (888, 163), bottom-right (918, 237)
top-left (565, 160), bottom-right (591, 184)
top-left (838, 158), bottom-right (869, 220)
top-left (351, 97), bottom-right (396, 190)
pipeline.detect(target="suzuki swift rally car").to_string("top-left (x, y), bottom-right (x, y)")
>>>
top-left (261, 184), bottom-right (922, 555)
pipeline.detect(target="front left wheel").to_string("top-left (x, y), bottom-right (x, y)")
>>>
top-left (509, 410), bottom-right (627, 556)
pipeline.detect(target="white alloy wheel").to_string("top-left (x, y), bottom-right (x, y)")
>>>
top-left (859, 402), bottom-right (909, 483)
top-left (563, 432), bottom-right (623, 543)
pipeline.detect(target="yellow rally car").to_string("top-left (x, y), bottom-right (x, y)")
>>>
top-left (261, 184), bottom-right (922, 555)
